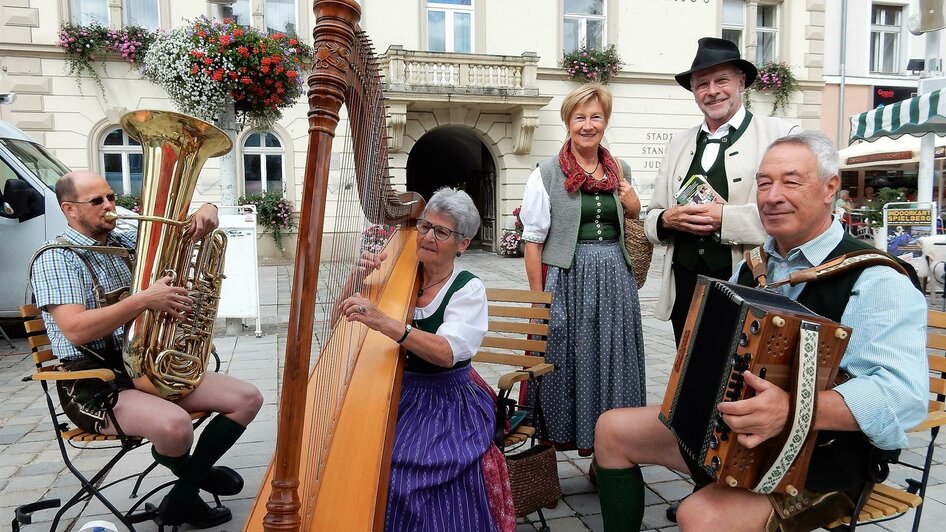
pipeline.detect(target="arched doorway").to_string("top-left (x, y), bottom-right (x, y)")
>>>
top-left (406, 127), bottom-right (497, 251)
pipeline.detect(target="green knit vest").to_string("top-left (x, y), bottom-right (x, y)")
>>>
top-left (675, 112), bottom-right (753, 272)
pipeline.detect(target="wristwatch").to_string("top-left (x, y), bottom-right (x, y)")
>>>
top-left (397, 324), bottom-right (412, 344)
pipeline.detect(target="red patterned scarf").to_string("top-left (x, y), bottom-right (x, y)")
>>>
top-left (559, 139), bottom-right (620, 194)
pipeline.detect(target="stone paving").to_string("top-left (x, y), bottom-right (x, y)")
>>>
top-left (0, 246), bottom-right (944, 531)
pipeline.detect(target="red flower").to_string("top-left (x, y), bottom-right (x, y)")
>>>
top-left (241, 76), bottom-right (252, 85)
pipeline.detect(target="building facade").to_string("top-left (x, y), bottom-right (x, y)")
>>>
top-left (823, 0), bottom-right (946, 203)
top-left (0, 0), bottom-right (824, 255)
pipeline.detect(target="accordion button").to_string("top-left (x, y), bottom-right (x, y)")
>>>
top-left (750, 320), bottom-right (761, 334)
top-left (739, 332), bottom-right (749, 346)
top-left (711, 456), bottom-right (721, 470)
top-left (709, 436), bottom-right (719, 449)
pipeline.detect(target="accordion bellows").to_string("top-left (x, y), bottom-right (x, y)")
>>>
top-left (659, 277), bottom-right (850, 495)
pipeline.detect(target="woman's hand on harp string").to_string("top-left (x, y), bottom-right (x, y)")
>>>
top-left (341, 292), bottom-right (401, 337)
top-left (355, 251), bottom-right (387, 275)
top-left (716, 371), bottom-right (790, 449)
top-left (185, 203), bottom-right (220, 241)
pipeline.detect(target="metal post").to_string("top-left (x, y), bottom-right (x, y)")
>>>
top-left (837, 0), bottom-right (848, 148)
top-left (919, 29), bottom-right (942, 205)
top-left (209, 0), bottom-right (240, 207)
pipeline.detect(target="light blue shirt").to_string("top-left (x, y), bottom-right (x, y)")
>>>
top-left (732, 219), bottom-right (929, 450)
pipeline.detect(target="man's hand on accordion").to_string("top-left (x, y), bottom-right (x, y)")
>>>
top-left (716, 371), bottom-right (790, 449)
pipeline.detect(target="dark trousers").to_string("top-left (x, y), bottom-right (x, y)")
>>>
top-left (670, 261), bottom-right (733, 346)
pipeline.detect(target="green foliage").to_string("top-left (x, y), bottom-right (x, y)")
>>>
top-left (561, 44), bottom-right (622, 84)
top-left (56, 22), bottom-right (155, 94)
top-left (866, 187), bottom-right (907, 229)
top-left (238, 190), bottom-right (295, 250)
top-left (744, 61), bottom-right (798, 116)
top-left (114, 193), bottom-right (141, 213)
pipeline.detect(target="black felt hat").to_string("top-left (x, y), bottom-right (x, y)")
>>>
top-left (674, 37), bottom-right (757, 91)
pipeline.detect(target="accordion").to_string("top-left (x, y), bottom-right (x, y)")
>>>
top-left (658, 277), bottom-right (851, 495)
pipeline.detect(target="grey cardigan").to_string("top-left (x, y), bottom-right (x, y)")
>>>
top-left (537, 157), bottom-right (634, 269)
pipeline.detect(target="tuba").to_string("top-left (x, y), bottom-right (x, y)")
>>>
top-left (109, 110), bottom-right (233, 400)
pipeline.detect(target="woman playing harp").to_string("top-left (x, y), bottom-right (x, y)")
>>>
top-left (341, 188), bottom-right (515, 532)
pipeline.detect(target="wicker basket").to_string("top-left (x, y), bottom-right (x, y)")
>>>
top-left (623, 217), bottom-right (654, 289)
top-left (505, 444), bottom-right (562, 517)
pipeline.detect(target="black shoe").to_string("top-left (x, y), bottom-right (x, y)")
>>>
top-left (200, 466), bottom-right (244, 496)
top-left (156, 491), bottom-right (232, 529)
top-left (666, 501), bottom-right (680, 523)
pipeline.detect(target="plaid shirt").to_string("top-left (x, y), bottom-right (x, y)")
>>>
top-left (30, 227), bottom-right (136, 361)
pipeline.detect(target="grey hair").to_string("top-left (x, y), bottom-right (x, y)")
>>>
top-left (765, 132), bottom-right (840, 182)
top-left (424, 187), bottom-right (481, 239)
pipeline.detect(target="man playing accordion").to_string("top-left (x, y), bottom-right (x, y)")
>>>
top-left (594, 132), bottom-right (929, 531)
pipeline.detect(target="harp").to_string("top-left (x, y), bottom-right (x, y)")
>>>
top-left (244, 1), bottom-right (424, 530)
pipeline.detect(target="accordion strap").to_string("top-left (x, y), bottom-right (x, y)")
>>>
top-left (752, 320), bottom-right (821, 494)
top-left (743, 247), bottom-right (907, 289)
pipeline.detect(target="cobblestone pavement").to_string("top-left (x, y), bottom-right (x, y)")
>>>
top-left (1, 246), bottom-right (943, 531)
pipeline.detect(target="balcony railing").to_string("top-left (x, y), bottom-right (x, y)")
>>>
top-left (380, 46), bottom-right (540, 96)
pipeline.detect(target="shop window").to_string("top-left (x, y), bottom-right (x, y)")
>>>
top-left (871, 4), bottom-right (902, 74)
top-left (756, 4), bottom-right (778, 64)
top-left (99, 127), bottom-right (143, 195)
top-left (243, 132), bottom-right (284, 196)
top-left (564, 0), bottom-right (605, 53)
top-left (721, 0), bottom-right (745, 50)
top-left (69, 0), bottom-right (109, 25)
top-left (427, 0), bottom-right (473, 53)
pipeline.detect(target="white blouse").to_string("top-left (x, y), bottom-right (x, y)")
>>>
top-left (413, 264), bottom-right (488, 365)
top-left (520, 166), bottom-right (551, 244)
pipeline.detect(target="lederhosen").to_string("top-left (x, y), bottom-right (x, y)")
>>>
top-left (39, 239), bottom-right (136, 434)
top-left (734, 234), bottom-right (919, 531)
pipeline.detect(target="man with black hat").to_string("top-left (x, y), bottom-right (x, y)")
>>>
top-left (644, 37), bottom-right (800, 345)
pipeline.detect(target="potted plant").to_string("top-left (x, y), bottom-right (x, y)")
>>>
top-left (141, 17), bottom-right (312, 129)
top-left (561, 44), bottom-right (622, 84)
top-left (498, 206), bottom-right (525, 257)
top-left (744, 61), bottom-right (798, 116)
top-left (238, 190), bottom-right (295, 251)
top-left (56, 22), bottom-right (154, 94)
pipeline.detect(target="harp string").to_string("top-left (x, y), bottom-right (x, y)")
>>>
top-left (297, 29), bottom-right (403, 526)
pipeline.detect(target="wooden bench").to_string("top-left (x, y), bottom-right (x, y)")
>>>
top-left (828, 309), bottom-right (946, 531)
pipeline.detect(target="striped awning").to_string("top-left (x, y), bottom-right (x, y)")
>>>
top-left (850, 88), bottom-right (946, 143)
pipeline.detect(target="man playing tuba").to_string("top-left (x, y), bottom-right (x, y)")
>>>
top-left (30, 171), bottom-right (263, 529)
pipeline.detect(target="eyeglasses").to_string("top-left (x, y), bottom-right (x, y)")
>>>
top-left (65, 193), bottom-right (117, 207)
top-left (415, 219), bottom-right (464, 241)
top-left (692, 75), bottom-right (734, 94)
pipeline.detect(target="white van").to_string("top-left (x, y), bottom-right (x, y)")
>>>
top-left (0, 120), bottom-right (70, 317)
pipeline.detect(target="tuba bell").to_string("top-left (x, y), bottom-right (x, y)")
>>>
top-left (109, 110), bottom-right (233, 400)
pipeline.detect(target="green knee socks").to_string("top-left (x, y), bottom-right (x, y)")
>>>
top-left (596, 464), bottom-right (644, 532)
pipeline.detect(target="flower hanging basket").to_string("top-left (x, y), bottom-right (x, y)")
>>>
top-left (744, 61), bottom-right (798, 116)
top-left (141, 17), bottom-right (312, 130)
top-left (560, 44), bottom-right (622, 84)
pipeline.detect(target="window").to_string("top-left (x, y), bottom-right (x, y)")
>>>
top-left (755, 4), bottom-right (778, 64)
top-left (871, 5), bottom-right (902, 73)
top-left (223, 0), bottom-right (252, 27)
top-left (123, 0), bottom-right (159, 30)
top-left (721, 0), bottom-right (745, 50)
top-left (69, 0), bottom-right (108, 25)
top-left (100, 128), bottom-right (143, 195)
top-left (427, 0), bottom-right (473, 53)
top-left (266, 0), bottom-right (297, 34)
top-left (243, 132), bottom-right (284, 195)
top-left (564, 0), bottom-right (605, 53)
